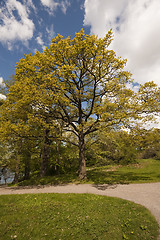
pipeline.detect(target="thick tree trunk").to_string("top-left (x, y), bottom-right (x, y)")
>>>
top-left (78, 133), bottom-right (87, 179)
top-left (41, 129), bottom-right (50, 177)
top-left (24, 164), bottom-right (30, 180)
top-left (13, 172), bottom-right (19, 183)
top-left (24, 152), bottom-right (31, 180)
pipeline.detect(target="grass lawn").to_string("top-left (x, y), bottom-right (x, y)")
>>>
top-left (87, 158), bottom-right (160, 184)
top-left (0, 193), bottom-right (159, 240)
top-left (15, 158), bottom-right (160, 186)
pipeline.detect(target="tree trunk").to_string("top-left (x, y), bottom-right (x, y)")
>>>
top-left (78, 133), bottom-right (87, 179)
top-left (41, 129), bottom-right (50, 177)
top-left (24, 163), bottom-right (30, 180)
top-left (13, 154), bottom-right (20, 183)
top-left (24, 152), bottom-right (31, 180)
top-left (54, 140), bottom-right (59, 173)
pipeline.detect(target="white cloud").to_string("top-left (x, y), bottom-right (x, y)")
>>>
top-left (84, 0), bottom-right (126, 37)
top-left (126, 83), bottom-right (139, 92)
top-left (36, 36), bottom-right (44, 46)
top-left (0, 77), bottom-right (6, 100)
top-left (23, 0), bottom-right (37, 13)
top-left (60, 0), bottom-right (71, 14)
top-left (40, 0), bottom-right (59, 12)
top-left (0, 93), bottom-right (6, 100)
top-left (40, 0), bottom-right (70, 15)
top-left (36, 34), bottom-right (46, 49)
top-left (0, 0), bottom-right (35, 48)
top-left (0, 77), bottom-right (6, 88)
top-left (46, 24), bottom-right (55, 41)
top-left (84, 0), bottom-right (160, 87)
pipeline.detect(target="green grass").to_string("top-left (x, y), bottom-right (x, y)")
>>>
top-left (15, 158), bottom-right (160, 186)
top-left (0, 193), bottom-right (158, 240)
top-left (87, 158), bottom-right (160, 184)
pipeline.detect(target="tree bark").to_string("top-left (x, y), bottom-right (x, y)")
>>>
top-left (54, 140), bottom-right (61, 173)
top-left (41, 129), bottom-right (50, 177)
top-left (24, 151), bottom-right (31, 180)
top-left (13, 154), bottom-right (20, 183)
top-left (78, 133), bottom-right (87, 179)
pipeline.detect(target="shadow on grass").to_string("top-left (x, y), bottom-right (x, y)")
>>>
top-left (87, 169), bottom-right (153, 186)
top-left (16, 170), bottom-right (155, 187)
top-left (12, 159), bottom-right (160, 187)
top-left (16, 172), bottom-right (79, 187)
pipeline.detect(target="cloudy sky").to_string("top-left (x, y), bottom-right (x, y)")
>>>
top-left (0, 0), bottom-right (159, 127)
top-left (0, 0), bottom-right (160, 86)
top-left (0, 0), bottom-right (160, 102)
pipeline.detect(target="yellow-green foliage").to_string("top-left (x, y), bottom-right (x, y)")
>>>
top-left (0, 29), bottom-right (159, 179)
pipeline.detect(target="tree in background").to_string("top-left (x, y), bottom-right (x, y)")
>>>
top-left (132, 128), bottom-right (160, 160)
top-left (86, 129), bottom-right (137, 166)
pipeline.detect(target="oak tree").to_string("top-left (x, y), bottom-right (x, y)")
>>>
top-left (39, 29), bottom-right (135, 179)
top-left (1, 29), bottom-right (159, 180)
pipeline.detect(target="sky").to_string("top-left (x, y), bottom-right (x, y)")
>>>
top-left (0, 0), bottom-right (159, 126)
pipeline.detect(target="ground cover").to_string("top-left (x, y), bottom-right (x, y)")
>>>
top-left (0, 193), bottom-right (158, 240)
top-left (87, 158), bottom-right (160, 184)
top-left (14, 158), bottom-right (160, 186)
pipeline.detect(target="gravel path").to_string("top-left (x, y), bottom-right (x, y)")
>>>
top-left (0, 182), bottom-right (160, 239)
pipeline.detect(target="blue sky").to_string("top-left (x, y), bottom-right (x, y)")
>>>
top-left (0, 0), bottom-right (90, 84)
top-left (0, 0), bottom-right (160, 90)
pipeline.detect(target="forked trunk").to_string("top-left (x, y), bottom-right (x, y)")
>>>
top-left (78, 133), bottom-right (86, 179)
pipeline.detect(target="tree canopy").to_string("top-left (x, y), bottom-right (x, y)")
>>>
top-left (0, 29), bottom-right (159, 180)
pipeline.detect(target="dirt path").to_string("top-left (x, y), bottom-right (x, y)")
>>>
top-left (0, 182), bottom-right (160, 239)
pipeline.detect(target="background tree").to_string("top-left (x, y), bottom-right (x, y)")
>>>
top-left (131, 128), bottom-right (160, 160)
top-left (86, 129), bottom-right (137, 166)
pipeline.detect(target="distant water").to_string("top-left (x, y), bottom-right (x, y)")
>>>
top-left (0, 169), bottom-right (15, 185)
